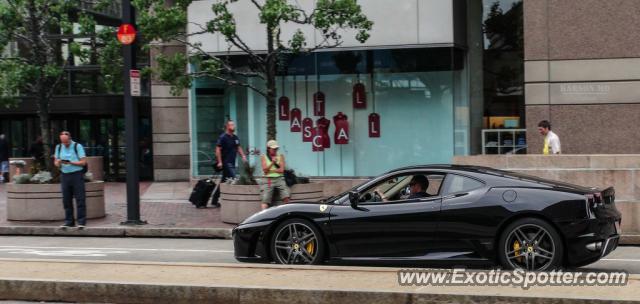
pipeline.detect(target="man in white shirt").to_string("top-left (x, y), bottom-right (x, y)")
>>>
top-left (538, 120), bottom-right (561, 155)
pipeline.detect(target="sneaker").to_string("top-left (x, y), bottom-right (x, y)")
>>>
top-left (60, 223), bottom-right (74, 229)
top-left (210, 203), bottom-right (221, 209)
top-left (77, 224), bottom-right (86, 230)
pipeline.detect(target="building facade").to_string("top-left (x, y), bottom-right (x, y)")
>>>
top-left (159, 0), bottom-right (640, 181)
top-left (4, 0), bottom-right (638, 182)
top-left (180, 0), bottom-right (524, 180)
top-left (523, 0), bottom-right (640, 154)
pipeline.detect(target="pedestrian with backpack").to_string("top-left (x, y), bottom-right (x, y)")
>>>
top-left (54, 131), bottom-right (88, 229)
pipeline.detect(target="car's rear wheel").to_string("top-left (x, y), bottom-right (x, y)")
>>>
top-left (498, 218), bottom-right (564, 271)
top-left (270, 218), bottom-right (325, 265)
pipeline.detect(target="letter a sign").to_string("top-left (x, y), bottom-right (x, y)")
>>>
top-left (290, 108), bottom-right (302, 132)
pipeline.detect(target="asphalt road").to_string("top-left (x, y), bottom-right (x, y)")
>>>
top-left (0, 236), bottom-right (638, 273)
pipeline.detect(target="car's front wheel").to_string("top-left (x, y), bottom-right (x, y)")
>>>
top-left (270, 218), bottom-right (325, 265)
top-left (498, 217), bottom-right (564, 271)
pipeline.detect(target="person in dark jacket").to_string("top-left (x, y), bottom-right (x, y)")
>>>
top-left (0, 134), bottom-right (10, 183)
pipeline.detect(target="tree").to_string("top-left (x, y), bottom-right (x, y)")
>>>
top-left (133, 0), bottom-right (373, 140)
top-left (0, 0), bottom-right (109, 170)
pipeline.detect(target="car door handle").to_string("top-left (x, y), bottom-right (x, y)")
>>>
top-left (443, 193), bottom-right (468, 199)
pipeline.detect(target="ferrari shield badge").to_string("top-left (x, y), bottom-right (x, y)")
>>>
top-left (319, 204), bottom-right (328, 212)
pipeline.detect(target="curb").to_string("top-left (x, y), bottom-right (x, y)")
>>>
top-left (0, 279), bottom-right (638, 304)
top-left (0, 226), bottom-right (233, 239)
top-left (621, 234), bottom-right (640, 245)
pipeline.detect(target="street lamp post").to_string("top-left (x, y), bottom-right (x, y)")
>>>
top-left (120, 0), bottom-right (145, 225)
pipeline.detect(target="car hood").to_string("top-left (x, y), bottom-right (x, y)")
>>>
top-left (239, 201), bottom-right (327, 225)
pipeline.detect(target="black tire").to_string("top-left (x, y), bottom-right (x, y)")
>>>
top-left (270, 218), bottom-right (325, 265)
top-left (498, 217), bottom-right (564, 271)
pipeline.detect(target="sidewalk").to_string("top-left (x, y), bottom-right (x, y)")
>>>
top-left (0, 182), bottom-right (234, 238)
top-left (0, 259), bottom-right (638, 304)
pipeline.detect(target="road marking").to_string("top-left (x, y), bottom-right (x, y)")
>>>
top-left (0, 249), bottom-right (129, 257)
top-left (601, 258), bottom-right (640, 263)
top-left (0, 245), bottom-right (233, 253)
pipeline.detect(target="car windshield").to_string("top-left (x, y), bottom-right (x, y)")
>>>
top-left (322, 179), bottom-right (372, 204)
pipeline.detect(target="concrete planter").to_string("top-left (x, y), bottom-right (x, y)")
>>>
top-left (6, 181), bottom-right (106, 221)
top-left (220, 182), bottom-right (324, 224)
top-left (8, 156), bottom-right (104, 182)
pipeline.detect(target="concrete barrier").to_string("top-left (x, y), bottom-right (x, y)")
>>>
top-left (6, 181), bottom-right (106, 221)
top-left (0, 260), bottom-right (638, 304)
top-left (219, 182), bottom-right (324, 224)
top-left (5, 279), bottom-right (632, 304)
top-left (454, 154), bottom-right (640, 243)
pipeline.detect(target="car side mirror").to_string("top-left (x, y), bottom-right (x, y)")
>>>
top-left (348, 191), bottom-right (360, 208)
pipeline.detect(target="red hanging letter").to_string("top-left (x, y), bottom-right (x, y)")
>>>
top-left (302, 118), bottom-right (314, 142)
top-left (313, 92), bottom-right (325, 116)
top-left (278, 96), bottom-right (290, 120)
top-left (352, 83), bottom-right (367, 109)
top-left (369, 113), bottom-right (381, 138)
top-left (290, 108), bottom-right (302, 132)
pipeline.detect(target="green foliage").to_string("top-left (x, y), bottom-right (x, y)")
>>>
top-left (0, 59), bottom-right (35, 107)
top-left (12, 173), bottom-right (33, 184)
top-left (97, 27), bottom-right (124, 93)
top-left (29, 171), bottom-right (53, 184)
top-left (154, 52), bottom-right (191, 95)
top-left (232, 162), bottom-right (258, 185)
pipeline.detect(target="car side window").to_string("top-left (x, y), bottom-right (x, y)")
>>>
top-left (358, 172), bottom-right (445, 204)
top-left (444, 174), bottom-right (484, 195)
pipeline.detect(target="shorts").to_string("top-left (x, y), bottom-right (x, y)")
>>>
top-left (260, 177), bottom-right (290, 205)
top-left (0, 161), bottom-right (8, 173)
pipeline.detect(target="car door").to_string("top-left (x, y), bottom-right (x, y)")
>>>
top-left (436, 173), bottom-right (495, 258)
top-left (327, 171), bottom-right (443, 260)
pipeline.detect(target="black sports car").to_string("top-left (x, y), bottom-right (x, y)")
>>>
top-left (233, 165), bottom-right (621, 271)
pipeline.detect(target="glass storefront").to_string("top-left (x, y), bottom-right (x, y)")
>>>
top-left (481, 0), bottom-right (525, 154)
top-left (0, 115), bottom-right (153, 181)
top-left (191, 47), bottom-right (470, 177)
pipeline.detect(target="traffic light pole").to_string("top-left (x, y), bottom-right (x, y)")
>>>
top-left (121, 0), bottom-right (146, 225)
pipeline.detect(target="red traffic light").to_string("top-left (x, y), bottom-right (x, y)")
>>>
top-left (117, 23), bottom-right (137, 45)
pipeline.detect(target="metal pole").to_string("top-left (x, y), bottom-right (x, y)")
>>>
top-left (121, 0), bottom-right (145, 225)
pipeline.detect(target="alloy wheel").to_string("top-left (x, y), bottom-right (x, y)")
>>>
top-left (504, 223), bottom-right (556, 271)
top-left (273, 222), bottom-right (319, 264)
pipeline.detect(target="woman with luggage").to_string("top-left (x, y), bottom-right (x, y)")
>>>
top-left (260, 140), bottom-right (290, 210)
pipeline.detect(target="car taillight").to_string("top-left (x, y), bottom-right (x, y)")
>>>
top-left (593, 192), bottom-right (603, 207)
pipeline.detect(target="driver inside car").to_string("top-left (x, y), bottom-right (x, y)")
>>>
top-left (405, 175), bottom-right (430, 199)
top-left (374, 175), bottom-right (430, 202)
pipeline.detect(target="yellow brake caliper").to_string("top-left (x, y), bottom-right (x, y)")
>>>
top-left (513, 240), bottom-right (522, 263)
top-left (306, 241), bottom-right (315, 255)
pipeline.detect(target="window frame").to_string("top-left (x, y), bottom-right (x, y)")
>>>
top-left (441, 173), bottom-right (486, 197)
top-left (349, 170), bottom-right (447, 206)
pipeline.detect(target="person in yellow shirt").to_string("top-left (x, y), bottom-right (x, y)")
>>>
top-left (538, 120), bottom-right (561, 155)
top-left (260, 140), bottom-right (290, 210)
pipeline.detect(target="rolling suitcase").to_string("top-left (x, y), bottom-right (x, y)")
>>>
top-left (189, 178), bottom-right (216, 208)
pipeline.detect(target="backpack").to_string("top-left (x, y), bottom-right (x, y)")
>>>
top-left (57, 143), bottom-right (88, 174)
